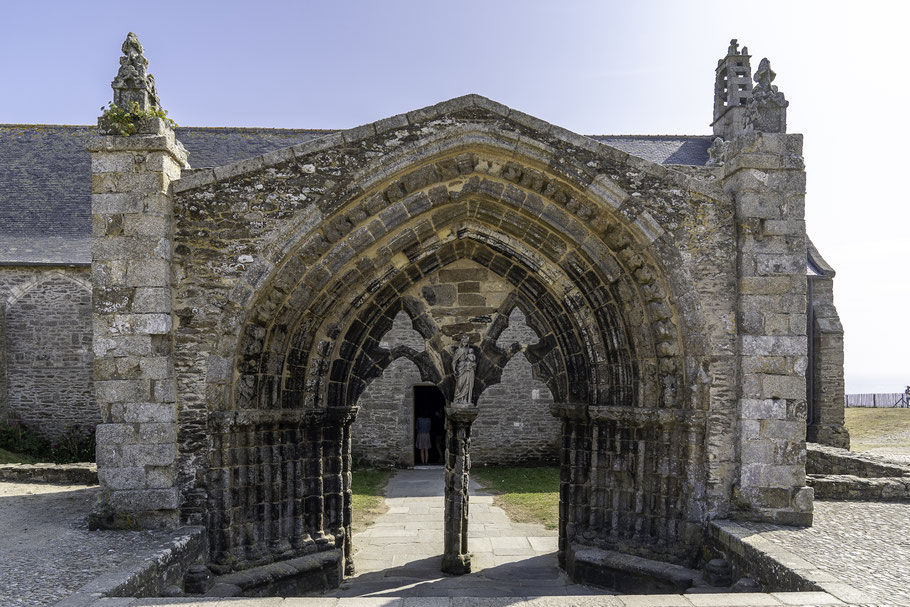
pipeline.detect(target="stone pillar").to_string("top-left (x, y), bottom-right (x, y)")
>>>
top-left (0, 304), bottom-right (7, 425)
top-left (806, 274), bottom-right (850, 449)
top-left (87, 117), bottom-right (187, 529)
top-left (550, 402), bottom-right (589, 568)
top-left (341, 409), bottom-right (357, 576)
top-left (441, 403), bottom-right (477, 575)
top-left (324, 406), bottom-right (358, 575)
top-left (723, 132), bottom-right (813, 526)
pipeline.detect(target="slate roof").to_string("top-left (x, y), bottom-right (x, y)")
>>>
top-left (0, 124), bottom-right (712, 265)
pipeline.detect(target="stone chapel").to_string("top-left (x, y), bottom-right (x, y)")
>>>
top-left (0, 34), bottom-right (849, 587)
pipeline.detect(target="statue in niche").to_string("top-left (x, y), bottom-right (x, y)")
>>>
top-left (452, 335), bottom-right (476, 405)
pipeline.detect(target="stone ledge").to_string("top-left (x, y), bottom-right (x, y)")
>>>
top-left (52, 526), bottom-right (205, 607)
top-left (808, 474), bottom-right (910, 501)
top-left (0, 462), bottom-right (98, 485)
top-left (708, 520), bottom-right (874, 604)
top-left (807, 442), bottom-right (910, 478)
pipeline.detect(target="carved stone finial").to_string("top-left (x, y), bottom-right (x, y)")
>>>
top-left (753, 58), bottom-right (777, 91)
top-left (706, 137), bottom-right (727, 167)
top-left (727, 39), bottom-right (739, 55)
top-left (744, 58), bottom-right (788, 133)
top-left (111, 32), bottom-right (160, 111)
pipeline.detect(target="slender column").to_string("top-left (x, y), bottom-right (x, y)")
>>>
top-left (341, 408), bottom-right (358, 576)
top-left (323, 406), bottom-right (357, 574)
top-left (441, 403), bottom-right (478, 575)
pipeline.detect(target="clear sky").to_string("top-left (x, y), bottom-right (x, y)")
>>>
top-left (1, 0), bottom-right (907, 393)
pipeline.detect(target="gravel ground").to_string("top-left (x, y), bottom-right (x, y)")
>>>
top-left (0, 482), bottom-right (178, 607)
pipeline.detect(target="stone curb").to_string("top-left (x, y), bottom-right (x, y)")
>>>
top-left (0, 462), bottom-right (98, 484)
top-left (52, 526), bottom-right (206, 607)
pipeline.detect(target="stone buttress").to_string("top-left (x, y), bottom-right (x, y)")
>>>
top-left (88, 33), bottom-right (187, 529)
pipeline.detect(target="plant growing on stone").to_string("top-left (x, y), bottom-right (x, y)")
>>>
top-left (99, 101), bottom-right (176, 137)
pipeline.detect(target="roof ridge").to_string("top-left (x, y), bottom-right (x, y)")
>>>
top-left (590, 134), bottom-right (713, 139)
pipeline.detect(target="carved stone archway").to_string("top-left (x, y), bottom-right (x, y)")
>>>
top-left (89, 86), bottom-right (814, 591)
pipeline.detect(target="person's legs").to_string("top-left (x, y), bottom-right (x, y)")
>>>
top-left (420, 448), bottom-right (428, 464)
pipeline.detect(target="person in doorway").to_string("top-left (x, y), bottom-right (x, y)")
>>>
top-left (432, 408), bottom-right (445, 463)
top-left (416, 415), bottom-right (432, 465)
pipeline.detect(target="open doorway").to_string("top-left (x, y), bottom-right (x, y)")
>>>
top-left (413, 384), bottom-right (446, 466)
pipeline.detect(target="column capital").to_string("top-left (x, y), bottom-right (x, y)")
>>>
top-left (444, 403), bottom-right (478, 423)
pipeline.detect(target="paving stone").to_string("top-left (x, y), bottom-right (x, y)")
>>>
top-left (768, 591), bottom-right (843, 605)
top-left (685, 593), bottom-right (781, 606)
top-left (616, 595), bottom-right (694, 607)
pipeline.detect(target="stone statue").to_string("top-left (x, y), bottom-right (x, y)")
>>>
top-left (452, 335), bottom-right (476, 405)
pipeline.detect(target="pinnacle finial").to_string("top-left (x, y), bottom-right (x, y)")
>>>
top-left (110, 32), bottom-right (160, 111)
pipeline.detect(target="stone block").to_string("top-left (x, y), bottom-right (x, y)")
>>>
top-left (111, 313), bottom-right (172, 335)
top-left (756, 254), bottom-right (804, 276)
top-left (760, 375), bottom-right (805, 400)
top-left (98, 466), bottom-right (146, 490)
top-left (108, 488), bottom-right (179, 512)
top-left (93, 335), bottom-right (153, 357)
top-left (109, 402), bottom-right (176, 423)
top-left (95, 379), bottom-right (151, 403)
top-left (741, 398), bottom-right (787, 420)
top-left (138, 422), bottom-right (177, 444)
top-left (740, 336), bottom-right (806, 356)
top-left (125, 259), bottom-right (170, 287)
top-left (121, 443), bottom-right (177, 467)
top-left (132, 287), bottom-right (171, 313)
top-left (95, 423), bottom-right (138, 445)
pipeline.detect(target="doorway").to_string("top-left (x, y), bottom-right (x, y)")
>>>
top-left (413, 385), bottom-right (446, 466)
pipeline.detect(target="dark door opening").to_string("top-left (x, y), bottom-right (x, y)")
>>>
top-left (414, 385), bottom-right (446, 466)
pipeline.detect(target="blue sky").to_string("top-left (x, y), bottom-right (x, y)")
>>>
top-left (2, 0), bottom-right (908, 393)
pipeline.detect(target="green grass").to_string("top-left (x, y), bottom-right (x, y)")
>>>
top-left (351, 468), bottom-right (394, 532)
top-left (473, 466), bottom-right (560, 529)
top-left (845, 407), bottom-right (910, 451)
top-left (0, 447), bottom-right (38, 464)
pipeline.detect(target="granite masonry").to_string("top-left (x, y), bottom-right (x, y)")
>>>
top-left (0, 34), bottom-right (853, 592)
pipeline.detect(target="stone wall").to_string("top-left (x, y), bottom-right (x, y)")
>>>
top-left (0, 266), bottom-right (96, 438)
top-left (352, 302), bottom-right (558, 468)
top-left (807, 274), bottom-right (849, 448)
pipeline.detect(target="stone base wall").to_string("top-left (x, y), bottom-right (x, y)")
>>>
top-left (0, 266), bottom-right (96, 439)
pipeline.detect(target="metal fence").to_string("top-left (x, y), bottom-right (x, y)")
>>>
top-left (845, 393), bottom-right (909, 408)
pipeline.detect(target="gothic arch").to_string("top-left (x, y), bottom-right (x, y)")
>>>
top-left (170, 111), bottom-right (725, 575)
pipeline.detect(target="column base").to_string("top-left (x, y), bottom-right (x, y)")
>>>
top-left (441, 552), bottom-right (472, 575)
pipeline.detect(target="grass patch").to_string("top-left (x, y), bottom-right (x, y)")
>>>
top-left (351, 468), bottom-right (394, 532)
top-left (845, 408), bottom-right (910, 450)
top-left (473, 466), bottom-right (560, 529)
top-left (0, 447), bottom-right (38, 464)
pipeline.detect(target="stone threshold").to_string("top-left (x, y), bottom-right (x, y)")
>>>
top-left (69, 591), bottom-right (864, 606)
top-left (53, 526), bottom-right (206, 607)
